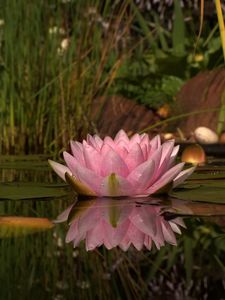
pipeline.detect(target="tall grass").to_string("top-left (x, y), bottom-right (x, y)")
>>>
top-left (0, 0), bottom-right (133, 155)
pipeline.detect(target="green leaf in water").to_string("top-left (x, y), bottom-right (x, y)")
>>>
top-left (171, 185), bottom-right (225, 204)
top-left (0, 182), bottom-right (69, 200)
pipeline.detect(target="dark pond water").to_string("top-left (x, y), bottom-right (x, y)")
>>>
top-left (0, 156), bottom-right (225, 300)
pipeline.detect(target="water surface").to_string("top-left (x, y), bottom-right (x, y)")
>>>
top-left (0, 156), bottom-right (225, 300)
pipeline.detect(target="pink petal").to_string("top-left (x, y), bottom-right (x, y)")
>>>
top-left (129, 133), bottom-right (141, 146)
top-left (168, 145), bottom-right (180, 167)
top-left (173, 166), bottom-right (196, 188)
top-left (63, 151), bottom-right (82, 174)
top-left (161, 220), bottom-right (177, 245)
top-left (169, 222), bottom-right (182, 234)
top-left (48, 159), bottom-right (72, 181)
top-left (127, 224), bottom-right (144, 250)
top-left (104, 136), bottom-right (116, 149)
top-left (85, 220), bottom-right (104, 250)
top-left (64, 152), bottom-right (102, 193)
top-left (152, 218), bottom-right (165, 249)
top-left (114, 129), bottom-right (129, 144)
top-left (100, 148), bottom-right (129, 177)
top-left (104, 219), bottom-right (129, 247)
top-left (105, 200), bottom-right (133, 225)
top-left (115, 140), bottom-right (129, 159)
top-left (83, 144), bottom-right (102, 175)
top-left (154, 141), bottom-right (175, 179)
top-left (125, 143), bottom-right (145, 171)
top-left (66, 221), bottom-right (79, 243)
top-left (129, 206), bottom-right (158, 236)
top-left (99, 174), bottom-right (133, 196)
top-left (93, 134), bottom-right (104, 148)
top-left (146, 162), bottom-right (185, 195)
top-left (149, 135), bottom-right (161, 152)
top-left (77, 207), bottom-right (101, 237)
top-left (171, 217), bottom-right (186, 228)
top-left (70, 141), bottom-right (85, 166)
top-left (144, 236), bottom-right (152, 250)
top-left (86, 134), bottom-right (102, 151)
top-left (159, 141), bottom-right (175, 168)
top-left (54, 203), bottom-right (75, 223)
top-left (127, 159), bottom-right (155, 192)
top-left (119, 230), bottom-right (132, 251)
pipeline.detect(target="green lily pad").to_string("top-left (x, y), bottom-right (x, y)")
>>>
top-left (0, 155), bottom-right (49, 170)
top-left (170, 185), bottom-right (225, 204)
top-left (0, 182), bottom-right (69, 200)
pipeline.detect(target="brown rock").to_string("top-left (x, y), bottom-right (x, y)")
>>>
top-left (175, 68), bottom-right (225, 135)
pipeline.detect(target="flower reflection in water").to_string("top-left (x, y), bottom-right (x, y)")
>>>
top-left (55, 198), bottom-right (185, 251)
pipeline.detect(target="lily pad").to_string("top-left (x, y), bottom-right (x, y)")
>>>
top-left (0, 182), bottom-right (70, 200)
top-left (0, 155), bottom-right (49, 170)
top-left (170, 185), bottom-right (225, 204)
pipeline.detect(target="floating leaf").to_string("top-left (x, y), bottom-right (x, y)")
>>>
top-left (0, 182), bottom-right (69, 200)
top-left (170, 185), bottom-right (225, 204)
top-left (0, 216), bottom-right (54, 238)
top-left (0, 155), bottom-right (49, 170)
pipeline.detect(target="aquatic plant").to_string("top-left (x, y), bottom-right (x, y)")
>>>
top-left (55, 198), bottom-right (185, 251)
top-left (48, 130), bottom-right (194, 197)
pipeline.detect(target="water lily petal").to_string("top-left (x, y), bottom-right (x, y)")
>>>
top-left (86, 220), bottom-right (104, 250)
top-left (149, 135), bottom-right (161, 152)
top-left (125, 143), bottom-right (145, 171)
top-left (127, 224), bottom-right (144, 250)
top-left (77, 207), bottom-right (101, 237)
top-left (146, 163), bottom-right (185, 195)
top-left (155, 141), bottom-right (175, 178)
top-left (161, 220), bottom-right (177, 245)
top-left (86, 134), bottom-right (102, 151)
top-left (168, 145), bottom-right (180, 167)
top-left (66, 221), bottom-right (79, 243)
top-left (116, 140), bottom-right (129, 159)
top-left (144, 236), bottom-right (152, 250)
top-left (48, 159), bottom-right (72, 181)
top-left (70, 141), bottom-right (85, 166)
top-left (114, 129), bottom-right (129, 144)
top-left (129, 133), bottom-right (141, 146)
top-left (99, 174), bottom-right (133, 196)
top-left (83, 144), bottom-right (102, 175)
top-left (63, 151), bottom-right (82, 174)
top-left (127, 159), bottom-right (155, 191)
top-left (169, 221), bottom-right (182, 234)
top-left (129, 207), bottom-right (158, 236)
top-left (54, 203), bottom-right (75, 223)
top-left (173, 166), bottom-right (196, 188)
top-left (63, 153), bottom-right (102, 193)
top-left (104, 136), bottom-right (116, 148)
top-left (101, 148), bottom-right (129, 177)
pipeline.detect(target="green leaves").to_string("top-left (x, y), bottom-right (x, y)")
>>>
top-left (0, 182), bottom-right (69, 200)
top-left (171, 168), bottom-right (225, 204)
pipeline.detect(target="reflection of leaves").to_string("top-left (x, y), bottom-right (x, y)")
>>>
top-left (0, 216), bottom-right (54, 238)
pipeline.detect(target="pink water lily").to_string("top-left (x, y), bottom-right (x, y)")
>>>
top-left (56, 198), bottom-right (185, 251)
top-left (48, 130), bottom-right (195, 197)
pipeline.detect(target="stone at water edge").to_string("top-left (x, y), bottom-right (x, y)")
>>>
top-left (194, 127), bottom-right (219, 144)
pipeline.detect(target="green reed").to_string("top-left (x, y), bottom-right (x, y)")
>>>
top-left (0, 0), bottom-right (133, 155)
